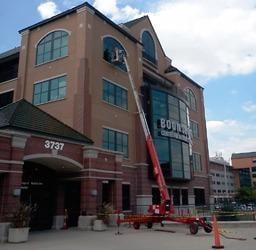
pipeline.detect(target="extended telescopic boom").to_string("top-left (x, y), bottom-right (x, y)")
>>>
top-left (113, 49), bottom-right (172, 214)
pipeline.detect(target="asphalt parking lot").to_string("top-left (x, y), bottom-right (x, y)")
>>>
top-left (1, 224), bottom-right (256, 250)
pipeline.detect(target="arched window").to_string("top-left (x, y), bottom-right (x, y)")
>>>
top-left (185, 89), bottom-right (197, 111)
top-left (142, 31), bottom-right (156, 64)
top-left (36, 30), bottom-right (69, 65)
top-left (103, 37), bottom-right (127, 71)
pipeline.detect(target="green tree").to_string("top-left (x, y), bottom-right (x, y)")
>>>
top-left (235, 187), bottom-right (256, 203)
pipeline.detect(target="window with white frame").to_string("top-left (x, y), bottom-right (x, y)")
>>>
top-left (36, 31), bottom-right (68, 65)
top-left (192, 152), bottom-right (202, 172)
top-left (102, 128), bottom-right (128, 157)
top-left (102, 79), bottom-right (128, 109)
top-left (190, 120), bottom-right (199, 138)
top-left (33, 75), bottom-right (66, 105)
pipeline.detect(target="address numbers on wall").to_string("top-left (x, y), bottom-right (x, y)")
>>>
top-left (44, 140), bottom-right (64, 151)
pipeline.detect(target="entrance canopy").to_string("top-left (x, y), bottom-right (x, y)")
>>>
top-left (0, 99), bottom-right (93, 145)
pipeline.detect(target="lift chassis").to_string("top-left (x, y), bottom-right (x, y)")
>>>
top-left (112, 49), bottom-right (212, 235)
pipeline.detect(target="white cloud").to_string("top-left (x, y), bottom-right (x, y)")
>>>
top-left (91, 0), bottom-right (256, 79)
top-left (93, 0), bottom-right (142, 22)
top-left (206, 119), bottom-right (256, 160)
top-left (242, 101), bottom-right (256, 113)
top-left (37, 1), bottom-right (60, 19)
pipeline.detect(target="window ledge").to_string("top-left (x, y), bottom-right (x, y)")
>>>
top-left (102, 59), bottom-right (128, 74)
top-left (34, 97), bottom-right (66, 106)
top-left (142, 57), bottom-right (158, 69)
top-left (35, 55), bottom-right (68, 67)
top-left (0, 78), bottom-right (18, 85)
top-left (102, 100), bottom-right (128, 112)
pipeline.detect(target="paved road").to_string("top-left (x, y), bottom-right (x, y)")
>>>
top-left (1, 225), bottom-right (256, 250)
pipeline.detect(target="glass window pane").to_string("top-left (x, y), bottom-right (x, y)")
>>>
top-left (34, 84), bottom-right (41, 94)
top-left (53, 38), bottom-right (61, 49)
top-left (62, 36), bottom-right (68, 46)
top-left (54, 31), bottom-right (62, 38)
top-left (41, 92), bottom-right (48, 103)
top-left (33, 94), bottom-right (40, 105)
top-left (59, 87), bottom-right (66, 98)
top-left (44, 42), bottom-right (51, 52)
top-left (50, 89), bottom-right (58, 100)
top-left (44, 34), bottom-right (52, 42)
top-left (60, 46), bottom-right (68, 56)
top-left (59, 76), bottom-right (66, 87)
top-left (36, 55), bottom-right (43, 64)
top-left (42, 81), bottom-right (49, 92)
top-left (37, 44), bottom-right (44, 55)
top-left (51, 79), bottom-right (59, 90)
top-left (53, 49), bottom-right (61, 59)
top-left (44, 52), bottom-right (51, 61)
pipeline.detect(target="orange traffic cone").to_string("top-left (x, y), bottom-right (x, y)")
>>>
top-left (212, 214), bottom-right (224, 249)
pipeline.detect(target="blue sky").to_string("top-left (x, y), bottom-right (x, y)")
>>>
top-left (1, 0), bottom-right (256, 161)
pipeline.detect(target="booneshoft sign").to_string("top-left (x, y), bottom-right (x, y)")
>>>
top-left (157, 118), bottom-right (191, 143)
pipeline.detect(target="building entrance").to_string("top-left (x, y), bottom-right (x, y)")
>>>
top-left (21, 162), bottom-right (56, 230)
top-left (64, 181), bottom-right (80, 227)
top-left (102, 181), bottom-right (113, 205)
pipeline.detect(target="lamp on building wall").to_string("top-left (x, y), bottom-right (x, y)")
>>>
top-left (90, 189), bottom-right (98, 197)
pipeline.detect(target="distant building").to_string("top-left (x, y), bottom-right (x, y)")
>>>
top-left (231, 152), bottom-right (256, 188)
top-left (209, 156), bottom-right (236, 203)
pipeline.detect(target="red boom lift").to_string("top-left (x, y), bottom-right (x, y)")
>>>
top-left (112, 49), bottom-right (212, 234)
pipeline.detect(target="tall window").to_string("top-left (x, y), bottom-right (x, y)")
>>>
top-left (142, 31), bottom-right (156, 64)
top-left (102, 128), bottom-right (128, 157)
top-left (0, 90), bottom-right (13, 108)
top-left (33, 75), bottom-right (66, 105)
top-left (192, 152), bottom-right (202, 172)
top-left (122, 184), bottom-right (131, 210)
top-left (102, 79), bottom-right (128, 109)
top-left (185, 89), bottom-right (197, 111)
top-left (103, 37), bottom-right (127, 71)
top-left (190, 120), bottom-right (199, 138)
top-left (36, 31), bottom-right (68, 65)
top-left (151, 89), bottom-right (191, 180)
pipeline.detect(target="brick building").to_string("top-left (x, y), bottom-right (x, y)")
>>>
top-left (231, 152), bottom-right (256, 188)
top-left (209, 156), bottom-right (236, 204)
top-left (0, 2), bottom-right (211, 229)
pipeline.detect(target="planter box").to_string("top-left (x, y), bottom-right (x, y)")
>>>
top-left (78, 215), bottom-right (97, 231)
top-left (93, 220), bottom-right (107, 231)
top-left (0, 223), bottom-right (11, 243)
top-left (8, 227), bottom-right (29, 243)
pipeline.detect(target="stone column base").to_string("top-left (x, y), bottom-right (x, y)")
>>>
top-left (52, 215), bottom-right (64, 230)
top-left (78, 215), bottom-right (97, 230)
top-left (0, 223), bottom-right (11, 243)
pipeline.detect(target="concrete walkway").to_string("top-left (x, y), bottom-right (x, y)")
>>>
top-left (1, 225), bottom-right (256, 250)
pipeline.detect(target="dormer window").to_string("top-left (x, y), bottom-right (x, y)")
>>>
top-left (142, 31), bottom-right (156, 64)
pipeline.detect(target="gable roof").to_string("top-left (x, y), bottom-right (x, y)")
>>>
top-left (0, 99), bottom-right (93, 145)
top-left (19, 2), bottom-right (140, 45)
top-left (123, 15), bottom-right (167, 58)
top-left (123, 16), bottom-right (148, 28)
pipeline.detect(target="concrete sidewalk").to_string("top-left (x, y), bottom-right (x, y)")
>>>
top-left (1, 225), bottom-right (255, 250)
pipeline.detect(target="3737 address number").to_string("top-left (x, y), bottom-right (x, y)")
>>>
top-left (44, 140), bottom-right (64, 150)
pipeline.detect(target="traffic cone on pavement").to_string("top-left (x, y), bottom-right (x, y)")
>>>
top-left (212, 214), bottom-right (224, 249)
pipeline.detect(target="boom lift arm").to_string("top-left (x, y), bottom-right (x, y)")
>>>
top-left (113, 49), bottom-right (172, 215)
top-left (113, 49), bottom-right (212, 234)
